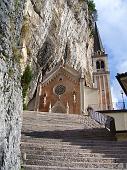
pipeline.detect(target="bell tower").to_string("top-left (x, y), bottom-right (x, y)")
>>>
top-left (93, 23), bottom-right (112, 110)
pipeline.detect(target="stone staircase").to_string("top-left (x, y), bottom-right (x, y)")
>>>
top-left (21, 111), bottom-right (127, 170)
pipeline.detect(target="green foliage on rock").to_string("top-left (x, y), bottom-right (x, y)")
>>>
top-left (15, 0), bottom-right (19, 11)
top-left (12, 47), bottom-right (22, 62)
top-left (78, 0), bottom-right (97, 20)
top-left (21, 65), bottom-right (32, 110)
top-left (87, 0), bottom-right (96, 14)
top-left (20, 15), bottom-right (30, 40)
top-left (21, 22), bottom-right (29, 39)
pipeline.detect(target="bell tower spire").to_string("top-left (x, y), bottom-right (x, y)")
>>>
top-left (93, 22), bottom-right (112, 110)
top-left (94, 22), bottom-right (105, 54)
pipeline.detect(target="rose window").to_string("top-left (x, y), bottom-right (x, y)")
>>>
top-left (54, 85), bottom-right (66, 95)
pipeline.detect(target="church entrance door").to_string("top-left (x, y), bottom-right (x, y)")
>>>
top-left (51, 101), bottom-right (66, 113)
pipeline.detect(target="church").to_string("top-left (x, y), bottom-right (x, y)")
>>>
top-left (32, 23), bottom-right (112, 114)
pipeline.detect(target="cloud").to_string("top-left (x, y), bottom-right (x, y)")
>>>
top-left (94, 0), bottom-right (127, 103)
top-left (111, 79), bottom-right (127, 109)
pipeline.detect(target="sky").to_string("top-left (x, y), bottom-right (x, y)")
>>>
top-left (94, 0), bottom-right (127, 106)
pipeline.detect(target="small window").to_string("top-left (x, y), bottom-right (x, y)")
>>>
top-left (96, 60), bottom-right (105, 71)
top-left (101, 61), bottom-right (105, 69)
top-left (96, 61), bottom-right (100, 69)
top-left (59, 76), bottom-right (63, 81)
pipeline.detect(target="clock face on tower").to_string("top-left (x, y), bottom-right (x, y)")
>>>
top-left (54, 85), bottom-right (66, 96)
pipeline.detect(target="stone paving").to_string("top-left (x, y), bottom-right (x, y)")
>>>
top-left (21, 111), bottom-right (127, 170)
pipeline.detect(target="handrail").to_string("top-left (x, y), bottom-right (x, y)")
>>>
top-left (87, 106), bottom-right (116, 135)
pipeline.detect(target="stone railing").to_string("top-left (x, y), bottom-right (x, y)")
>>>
top-left (87, 107), bottom-right (116, 135)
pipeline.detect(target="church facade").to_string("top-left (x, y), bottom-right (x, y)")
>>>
top-left (32, 23), bottom-right (112, 114)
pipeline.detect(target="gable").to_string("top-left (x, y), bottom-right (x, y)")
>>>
top-left (42, 64), bottom-right (80, 86)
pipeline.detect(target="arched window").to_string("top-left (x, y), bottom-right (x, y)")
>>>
top-left (96, 60), bottom-right (105, 71)
top-left (101, 61), bottom-right (105, 69)
top-left (96, 61), bottom-right (100, 70)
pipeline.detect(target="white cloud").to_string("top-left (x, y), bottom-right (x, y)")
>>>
top-left (111, 79), bottom-right (126, 109)
top-left (111, 80), bottom-right (121, 102)
top-left (94, 0), bottom-right (127, 103)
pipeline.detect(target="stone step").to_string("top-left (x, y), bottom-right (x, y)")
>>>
top-left (21, 140), bottom-right (127, 149)
top-left (21, 136), bottom-right (118, 143)
top-left (21, 142), bottom-right (127, 151)
top-left (21, 130), bottom-right (111, 137)
top-left (23, 164), bottom-right (126, 170)
top-left (23, 117), bottom-right (100, 121)
top-left (23, 118), bottom-right (102, 123)
top-left (21, 137), bottom-right (114, 142)
top-left (21, 138), bottom-right (127, 146)
top-left (22, 118), bottom-right (85, 123)
top-left (21, 151), bottom-right (127, 159)
top-left (23, 112), bottom-right (84, 118)
top-left (22, 154), bottom-right (127, 164)
top-left (21, 146), bottom-right (127, 154)
top-left (22, 123), bottom-right (102, 129)
top-left (23, 150), bottom-right (127, 157)
top-left (23, 120), bottom-right (84, 124)
top-left (21, 132), bottom-right (111, 136)
top-left (22, 124), bottom-right (103, 129)
top-left (23, 159), bottom-right (125, 169)
top-left (20, 133), bottom-right (114, 143)
top-left (23, 112), bottom-right (104, 125)
top-left (21, 112), bottom-right (126, 170)
top-left (22, 125), bottom-right (104, 131)
top-left (21, 142), bottom-right (127, 150)
top-left (23, 118), bottom-right (100, 122)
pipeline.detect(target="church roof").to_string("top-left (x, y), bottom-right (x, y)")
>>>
top-left (116, 72), bottom-right (127, 96)
top-left (41, 63), bottom-right (81, 86)
top-left (94, 22), bottom-right (105, 53)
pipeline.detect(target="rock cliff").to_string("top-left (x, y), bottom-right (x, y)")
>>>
top-left (0, 0), bottom-right (25, 169)
top-left (0, 0), bottom-right (95, 169)
top-left (21, 0), bottom-right (94, 104)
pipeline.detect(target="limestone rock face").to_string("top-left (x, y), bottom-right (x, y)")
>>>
top-left (0, 0), bottom-right (94, 168)
top-left (21, 0), bottom-right (94, 100)
top-left (0, 0), bottom-right (25, 169)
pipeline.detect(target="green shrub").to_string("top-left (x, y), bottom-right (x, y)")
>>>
top-left (78, 0), bottom-right (97, 20)
top-left (21, 65), bottom-right (32, 109)
top-left (87, 0), bottom-right (97, 14)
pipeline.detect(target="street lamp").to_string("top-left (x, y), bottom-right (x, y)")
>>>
top-left (121, 91), bottom-right (125, 110)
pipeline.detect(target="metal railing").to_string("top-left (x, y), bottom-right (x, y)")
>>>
top-left (87, 107), bottom-right (116, 135)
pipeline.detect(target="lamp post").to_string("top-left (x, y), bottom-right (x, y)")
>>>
top-left (121, 91), bottom-right (125, 110)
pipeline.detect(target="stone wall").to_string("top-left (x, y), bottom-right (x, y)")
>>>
top-left (0, 0), bottom-right (25, 169)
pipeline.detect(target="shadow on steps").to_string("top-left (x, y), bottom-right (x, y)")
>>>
top-left (22, 128), bottom-right (115, 140)
top-left (21, 128), bottom-right (127, 169)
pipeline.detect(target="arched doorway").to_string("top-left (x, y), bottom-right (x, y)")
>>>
top-left (51, 101), bottom-right (66, 113)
